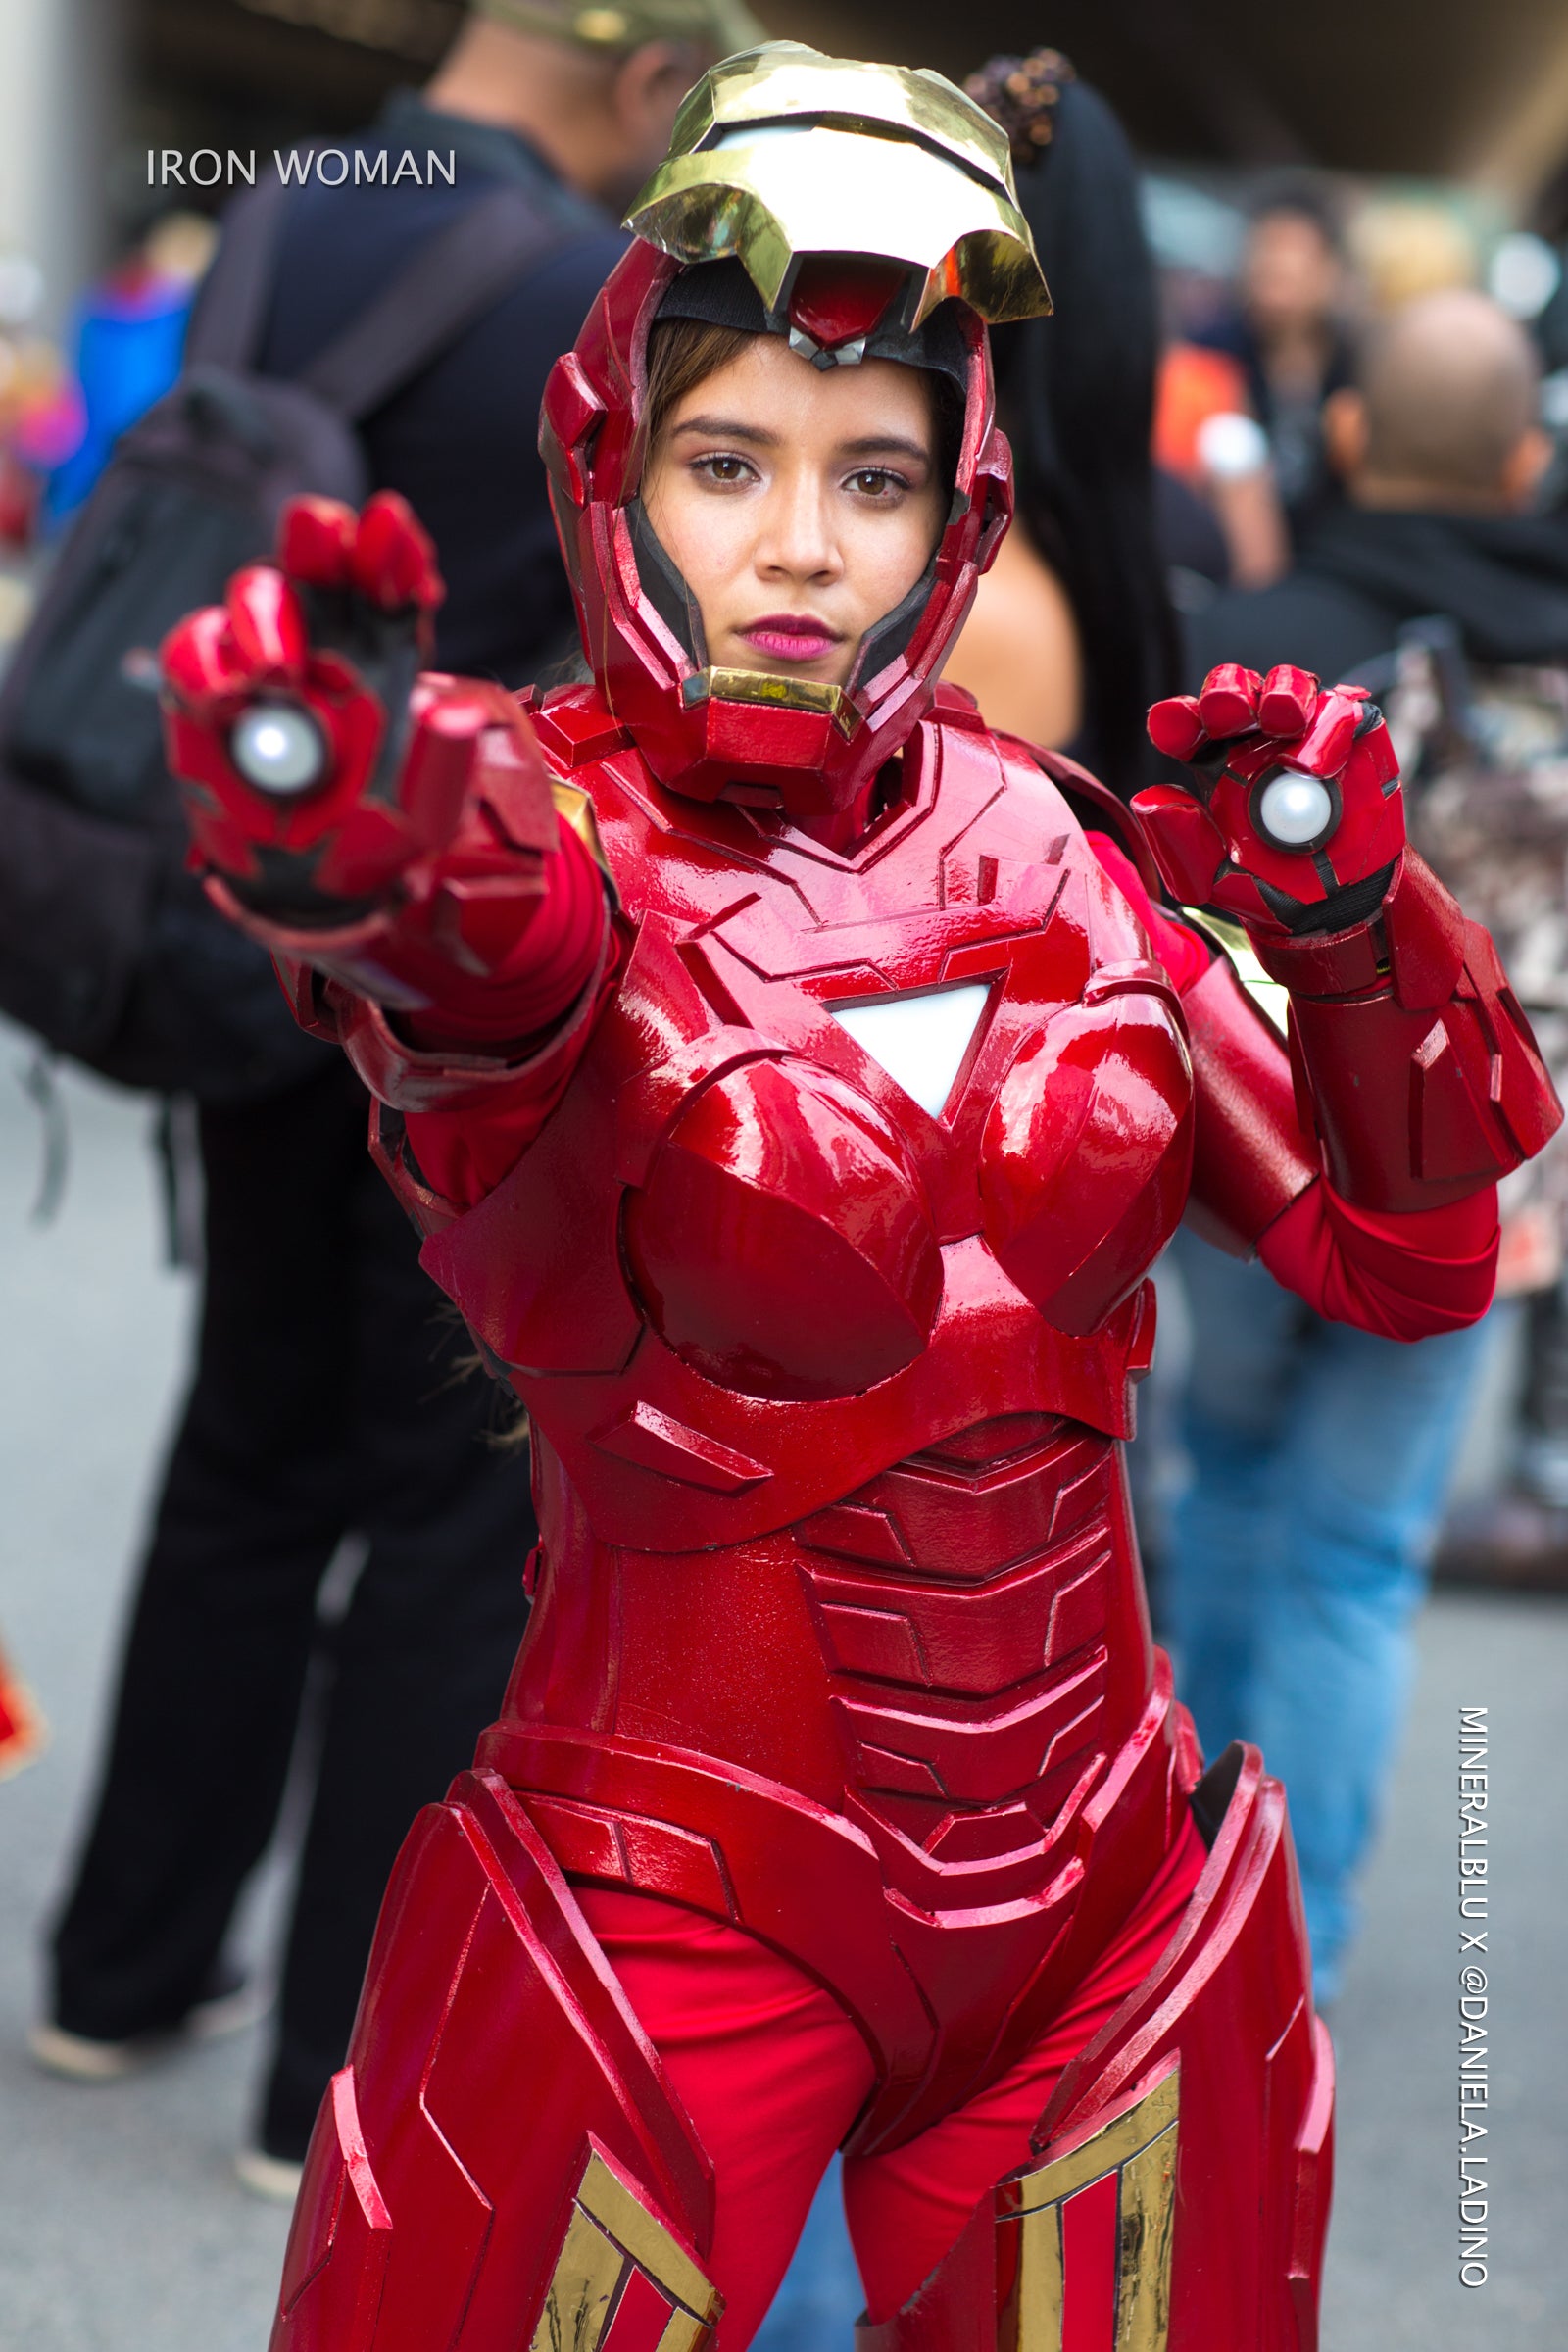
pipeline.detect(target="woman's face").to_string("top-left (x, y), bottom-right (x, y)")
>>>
top-left (642, 335), bottom-right (947, 691)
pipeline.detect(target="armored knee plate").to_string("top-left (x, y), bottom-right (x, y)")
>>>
top-left (270, 1770), bottom-right (722, 2352)
top-left (857, 1745), bottom-right (1334, 2352)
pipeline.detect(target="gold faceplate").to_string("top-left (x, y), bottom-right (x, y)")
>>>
top-left (667, 44), bottom-right (1019, 201)
top-left (682, 664), bottom-right (862, 735)
top-left (626, 43), bottom-right (1051, 324)
top-left (1004, 2064), bottom-right (1180, 2352)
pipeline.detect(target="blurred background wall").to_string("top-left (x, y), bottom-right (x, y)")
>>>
top-left (8, 2), bottom-right (1568, 588)
top-left (122, 0), bottom-right (1568, 212)
top-left (11, 0), bottom-right (1568, 282)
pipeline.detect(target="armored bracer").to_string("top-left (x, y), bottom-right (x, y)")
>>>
top-left (1249, 845), bottom-right (1557, 1212)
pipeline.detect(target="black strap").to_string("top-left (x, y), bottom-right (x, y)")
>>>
top-left (186, 177), bottom-right (573, 422)
top-left (299, 184), bottom-right (570, 421)
top-left (182, 175), bottom-right (293, 372)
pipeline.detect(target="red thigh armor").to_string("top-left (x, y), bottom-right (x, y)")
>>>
top-left (858, 1749), bottom-right (1334, 2352)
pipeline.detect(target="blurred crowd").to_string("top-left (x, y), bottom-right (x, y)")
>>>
top-left (2, 4), bottom-right (1568, 2340)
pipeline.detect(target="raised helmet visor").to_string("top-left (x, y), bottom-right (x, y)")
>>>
top-left (626, 42), bottom-right (1052, 333)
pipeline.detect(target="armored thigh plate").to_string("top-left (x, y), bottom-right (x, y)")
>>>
top-left (270, 1771), bottom-right (719, 2352)
top-left (856, 1746), bottom-right (1334, 2352)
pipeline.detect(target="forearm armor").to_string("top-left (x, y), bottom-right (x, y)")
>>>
top-left (1250, 848), bottom-right (1559, 1213)
top-left (185, 687), bottom-right (612, 1055)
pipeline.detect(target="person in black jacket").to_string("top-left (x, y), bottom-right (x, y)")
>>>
top-left (1165, 288), bottom-right (1559, 2001)
top-left (1186, 287), bottom-right (1561, 685)
top-left (943, 51), bottom-right (1180, 797)
top-left (32, 0), bottom-right (758, 2196)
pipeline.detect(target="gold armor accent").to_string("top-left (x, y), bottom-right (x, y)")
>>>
top-left (625, 43), bottom-right (1052, 326)
top-left (1002, 2065), bottom-right (1179, 2352)
top-left (530, 2147), bottom-right (722, 2352)
top-left (681, 665), bottom-right (861, 735)
top-left (1179, 906), bottom-right (1291, 1039)
top-left (551, 777), bottom-right (614, 877)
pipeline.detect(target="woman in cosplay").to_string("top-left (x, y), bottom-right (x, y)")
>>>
top-left (161, 47), bottom-right (1556, 2352)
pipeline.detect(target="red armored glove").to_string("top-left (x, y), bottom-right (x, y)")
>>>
top-left (1133, 662), bottom-right (1402, 935)
top-left (162, 491), bottom-right (554, 910)
top-left (1131, 661), bottom-right (1560, 1212)
top-left (161, 493), bottom-right (609, 1055)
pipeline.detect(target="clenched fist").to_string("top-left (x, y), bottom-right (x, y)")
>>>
top-left (161, 491), bottom-right (546, 915)
top-left (1133, 662), bottom-right (1404, 933)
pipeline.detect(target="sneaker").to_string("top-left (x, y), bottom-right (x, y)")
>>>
top-left (27, 2019), bottom-right (155, 2081)
top-left (28, 1964), bottom-right (270, 2082)
top-left (235, 2145), bottom-right (306, 2205)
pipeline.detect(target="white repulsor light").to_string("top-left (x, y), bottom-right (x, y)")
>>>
top-left (1254, 767), bottom-right (1335, 849)
top-left (229, 703), bottom-right (328, 797)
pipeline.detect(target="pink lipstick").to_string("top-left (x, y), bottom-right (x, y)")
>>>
top-left (738, 614), bottom-right (843, 663)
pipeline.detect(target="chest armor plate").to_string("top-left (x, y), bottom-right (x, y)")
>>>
top-left (421, 709), bottom-right (1194, 1547)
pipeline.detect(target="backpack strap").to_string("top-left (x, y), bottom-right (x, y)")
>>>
top-left (181, 174), bottom-right (294, 371)
top-left (184, 174), bottom-right (583, 421)
top-left (297, 183), bottom-right (580, 422)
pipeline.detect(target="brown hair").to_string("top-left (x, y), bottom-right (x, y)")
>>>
top-left (640, 314), bottom-right (964, 493)
top-left (641, 318), bottom-right (757, 461)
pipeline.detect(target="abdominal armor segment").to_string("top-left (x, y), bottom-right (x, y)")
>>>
top-left (480, 1410), bottom-right (1191, 2157)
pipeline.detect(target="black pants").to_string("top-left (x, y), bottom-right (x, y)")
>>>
top-left (50, 1058), bottom-right (534, 2157)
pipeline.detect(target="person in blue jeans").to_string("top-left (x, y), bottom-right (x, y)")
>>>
top-left (1160, 284), bottom-right (1568, 2002)
top-left (1161, 1228), bottom-right (1491, 2000)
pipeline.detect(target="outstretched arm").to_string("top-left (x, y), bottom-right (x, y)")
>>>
top-left (161, 493), bottom-right (614, 1188)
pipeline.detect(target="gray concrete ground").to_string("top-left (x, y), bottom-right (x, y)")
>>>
top-left (1, 1035), bottom-right (1564, 2349)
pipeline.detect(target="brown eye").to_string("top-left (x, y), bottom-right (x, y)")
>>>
top-left (699, 455), bottom-right (750, 484)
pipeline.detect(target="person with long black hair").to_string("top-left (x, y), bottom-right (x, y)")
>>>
top-left (946, 50), bottom-right (1181, 794)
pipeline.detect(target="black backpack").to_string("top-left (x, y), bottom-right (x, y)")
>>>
top-left (0, 177), bottom-right (569, 1102)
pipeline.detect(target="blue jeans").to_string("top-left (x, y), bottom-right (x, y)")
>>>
top-left (753, 2159), bottom-right (860, 2351)
top-left (1161, 1228), bottom-right (1492, 2000)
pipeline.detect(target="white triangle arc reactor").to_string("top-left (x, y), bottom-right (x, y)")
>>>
top-left (826, 980), bottom-right (993, 1117)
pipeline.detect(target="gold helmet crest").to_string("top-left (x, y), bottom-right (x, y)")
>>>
top-left (625, 43), bottom-right (1053, 329)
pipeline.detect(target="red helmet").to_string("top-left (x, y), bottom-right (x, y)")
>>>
top-left (539, 43), bottom-right (1052, 826)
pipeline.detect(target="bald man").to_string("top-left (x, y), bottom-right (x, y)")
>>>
top-left (1185, 287), bottom-right (1559, 683)
top-left (1159, 289), bottom-right (1566, 2006)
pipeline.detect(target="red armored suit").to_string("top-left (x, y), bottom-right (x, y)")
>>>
top-left (160, 47), bottom-right (1557, 2352)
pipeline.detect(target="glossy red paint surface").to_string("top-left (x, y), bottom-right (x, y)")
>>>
top-left (405, 710), bottom-right (1187, 1557)
top-left (622, 1058), bottom-right (945, 1398)
top-left (1139, 663), bottom-right (1562, 1213)
top-left (155, 309), bottom-right (1559, 2352)
top-left (161, 647), bottom-right (1552, 2347)
top-left (859, 1751), bottom-right (1334, 2352)
top-left (1142, 662), bottom-right (1402, 914)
